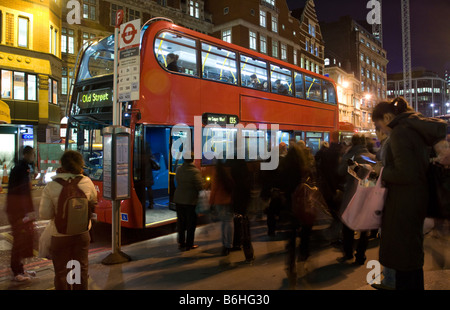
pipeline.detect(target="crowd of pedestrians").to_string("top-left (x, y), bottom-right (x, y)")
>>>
top-left (3, 96), bottom-right (450, 290)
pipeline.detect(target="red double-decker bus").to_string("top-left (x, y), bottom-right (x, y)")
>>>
top-left (66, 19), bottom-right (339, 229)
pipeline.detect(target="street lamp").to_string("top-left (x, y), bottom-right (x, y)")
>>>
top-left (430, 103), bottom-right (435, 117)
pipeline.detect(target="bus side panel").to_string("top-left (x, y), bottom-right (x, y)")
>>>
top-left (170, 75), bottom-right (201, 125)
top-left (200, 79), bottom-right (240, 115)
top-left (240, 95), bottom-right (337, 130)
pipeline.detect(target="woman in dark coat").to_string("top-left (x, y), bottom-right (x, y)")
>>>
top-left (372, 97), bottom-right (447, 290)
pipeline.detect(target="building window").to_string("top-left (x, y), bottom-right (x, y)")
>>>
top-left (49, 26), bottom-right (58, 56)
top-left (260, 10), bottom-right (266, 28)
top-left (48, 78), bottom-right (58, 104)
top-left (249, 31), bottom-right (257, 50)
top-left (27, 74), bottom-right (36, 101)
top-left (18, 16), bottom-right (29, 48)
top-left (293, 50), bottom-right (297, 65)
top-left (281, 43), bottom-right (287, 60)
top-left (62, 67), bottom-right (68, 95)
top-left (83, 0), bottom-right (96, 20)
top-left (272, 40), bottom-right (278, 58)
top-left (1, 70), bottom-right (12, 99)
top-left (260, 35), bottom-right (267, 54)
top-left (263, 0), bottom-right (275, 5)
top-left (13, 72), bottom-right (25, 100)
top-left (271, 16), bottom-right (278, 33)
top-left (1, 70), bottom-right (37, 101)
top-left (61, 28), bottom-right (75, 54)
top-left (305, 39), bottom-right (308, 51)
top-left (53, 29), bottom-right (58, 55)
top-left (128, 9), bottom-right (140, 21)
top-left (5, 13), bottom-right (14, 46)
top-left (83, 32), bottom-right (95, 45)
top-left (189, 1), bottom-right (200, 19)
top-left (308, 23), bottom-right (316, 37)
top-left (222, 29), bottom-right (231, 43)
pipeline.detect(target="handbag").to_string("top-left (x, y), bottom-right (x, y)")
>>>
top-left (427, 162), bottom-right (450, 219)
top-left (38, 220), bottom-right (57, 259)
top-left (341, 168), bottom-right (387, 231)
top-left (291, 178), bottom-right (332, 227)
top-left (195, 190), bottom-right (211, 215)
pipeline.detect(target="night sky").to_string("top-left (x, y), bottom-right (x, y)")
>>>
top-left (286, 0), bottom-right (450, 77)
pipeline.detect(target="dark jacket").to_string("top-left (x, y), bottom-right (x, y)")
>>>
top-left (380, 112), bottom-right (447, 271)
top-left (230, 159), bottom-right (251, 215)
top-left (173, 162), bottom-right (203, 206)
top-left (6, 160), bottom-right (34, 225)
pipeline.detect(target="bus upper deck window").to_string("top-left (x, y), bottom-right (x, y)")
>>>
top-left (270, 64), bottom-right (292, 96)
top-left (323, 81), bottom-right (337, 104)
top-left (240, 55), bottom-right (268, 91)
top-left (294, 72), bottom-right (304, 99)
top-left (201, 43), bottom-right (237, 85)
top-left (305, 75), bottom-right (322, 101)
top-left (154, 32), bottom-right (198, 77)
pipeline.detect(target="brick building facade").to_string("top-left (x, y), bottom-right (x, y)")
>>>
top-left (205, 0), bottom-right (324, 75)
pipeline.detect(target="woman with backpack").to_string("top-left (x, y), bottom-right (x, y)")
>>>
top-left (39, 150), bottom-right (97, 290)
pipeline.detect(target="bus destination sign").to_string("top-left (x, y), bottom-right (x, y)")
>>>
top-left (202, 113), bottom-right (239, 126)
top-left (78, 88), bottom-right (113, 109)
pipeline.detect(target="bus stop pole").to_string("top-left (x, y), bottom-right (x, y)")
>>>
top-left (102, 14), bottom-right (131, 265)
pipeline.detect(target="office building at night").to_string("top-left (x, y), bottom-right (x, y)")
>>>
top-left (387, 69), bottom-right (449, 117)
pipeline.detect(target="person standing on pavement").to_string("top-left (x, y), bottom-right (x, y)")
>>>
top-left (230, 159), bottom-right (254, 263)
top-left (372, 97), bottom-right (448, 290)
top-left (279, 143), bottom-right (310, 287)
top-left (260, 142), bottom-right (287, 237)
top-left (173, 154), bottom-right (204, 251)
top-left (39, 150), bottom-right (97, 290)
top-left (209, 159), bottom-right (234, 256)
top-left (337, 134), bottom-right (375, 265)
top-left (6, 146), bottom-right (36, 282)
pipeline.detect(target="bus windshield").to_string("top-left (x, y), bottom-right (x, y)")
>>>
top-left (67, 125), bottom-right (104, 181)
top-left (77, 35), bottom-right (115, 82)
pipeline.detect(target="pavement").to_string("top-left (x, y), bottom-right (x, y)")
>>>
top-left (0, 215), bottom-right (449, 292)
